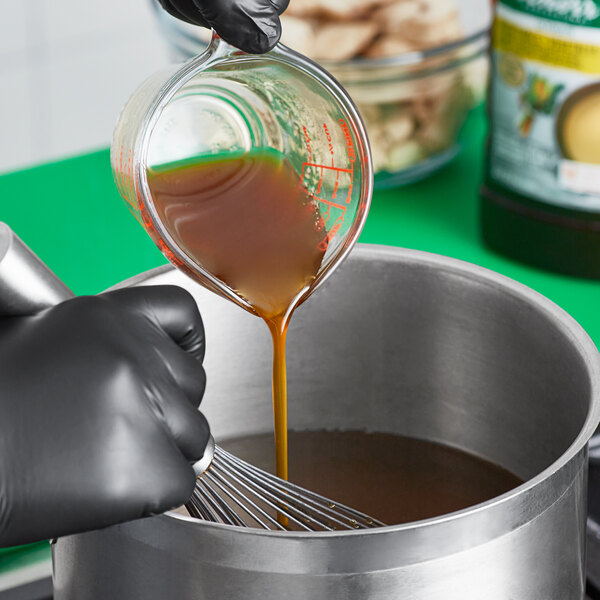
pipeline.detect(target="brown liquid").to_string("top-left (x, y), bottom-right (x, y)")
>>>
top-left (222, 430), bottom-right (523, 525)
top-left (147, 152), bottom-right (327, 480)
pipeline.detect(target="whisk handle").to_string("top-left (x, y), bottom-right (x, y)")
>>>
top-left (0, 222), bottom-right (74, 316)
top-left (193, 435), bottom-right (216, 476)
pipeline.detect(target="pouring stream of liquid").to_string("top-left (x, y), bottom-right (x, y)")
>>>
top-left (147, 150), bottom-right (327, 481)
top-left (268, 318), bottom-right (289, 481)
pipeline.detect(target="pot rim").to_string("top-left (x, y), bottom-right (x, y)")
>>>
top-left (111, 244), bottom-right (600, 541)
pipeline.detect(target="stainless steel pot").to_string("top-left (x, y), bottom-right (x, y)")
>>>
top-left (52, 245), bottom-right (600, 599)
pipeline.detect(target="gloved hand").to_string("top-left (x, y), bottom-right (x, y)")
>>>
top-left (0, 286), bottom-right (209, 548)
top-left (158, 0), bottom-right (290, 53)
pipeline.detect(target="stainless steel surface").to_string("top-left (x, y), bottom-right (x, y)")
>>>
top-left (0, 223), bottom-right (73, 315)
top-left (53, 245), bottom-right (600, 599)
top-left (0, 577), bottom-right (53, 600)
top-left (590, 435), bottom-right (600, 461)
top-left (189, 438), bottom-right (384, 531)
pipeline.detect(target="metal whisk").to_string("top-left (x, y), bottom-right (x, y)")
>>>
top-left (186, 437), bottom-right (386, 531)
top-left (0, 225), bottom-right (381, 532)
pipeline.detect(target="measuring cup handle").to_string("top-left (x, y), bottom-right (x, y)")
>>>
top-left (0, 222), bottom-right (74, 316)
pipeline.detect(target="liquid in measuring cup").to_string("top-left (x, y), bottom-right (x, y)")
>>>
top-left (146, 150), bottom-right (329, 480)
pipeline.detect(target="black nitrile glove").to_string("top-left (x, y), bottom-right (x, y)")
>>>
top-left (158, 0), bottom-right (290, 53)
top-left (0, 286), bottom-right (209, 548)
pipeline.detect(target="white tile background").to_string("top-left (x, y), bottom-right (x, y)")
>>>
top-left (0, 0), bottom-right (172, 174)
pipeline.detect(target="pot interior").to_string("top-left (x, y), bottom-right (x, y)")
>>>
top-left (131, 248), bottom-right (593, 492)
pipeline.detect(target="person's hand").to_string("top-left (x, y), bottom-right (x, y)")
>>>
top-left (158, 0), bottom-right (290, 53)
top-left (0, 286), bottom-right (209, 548)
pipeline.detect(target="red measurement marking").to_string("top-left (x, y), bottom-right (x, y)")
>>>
top-left (301, 163), bottom-right (354, 202)
top-left (314, 196), bottom-right (348, 212)
top-left (301, 162), bottom-right (353, 199)
top-left (338, 119), bottom-right (356, 163)
top-left (311, 194), bottom-right (347, 233)
top-left (323, 123), bottom-right (335, 166)
top-left (303, 126), bottom-right (313, 163)
top-left (317, 214), bottom-right (344, 251)
top-left (303, 184), bottom-right (348, 250)
top-left (337, 120), bottom-right (357, 204)
top-left (124, 196), bottom-right (137, 210)
top-left (158, 239), bottom-right (183, 266)
top-left (333, 169), bottom-right (339, 200)
top-left (316, 166), bottom-right (323, 195)
top-left (303, 162), bottom-right (353, 174)
top-left (140, 204), bottom-right (153, 230)
top-left (321, 202), bottom-right (330, 224)
top-left (345, 176), bottom-right (354, 205)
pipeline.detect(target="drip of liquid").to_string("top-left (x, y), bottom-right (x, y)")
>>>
top-left (147, 152), bottom-right (327, 480)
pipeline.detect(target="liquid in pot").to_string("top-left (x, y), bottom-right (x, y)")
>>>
top-left (221, 430), bottom-right (523, 525)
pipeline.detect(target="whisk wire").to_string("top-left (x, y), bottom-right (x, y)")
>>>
top-left (186, 438), bottom-right (386, 532)
top-left (187, 494), bottom-right (213, 521)
top-left (197, 477), bottom-right (242, 526)
top-left (218, 448), bottom-right (385, 529)
top-left (188, 485), bottom-right (220, 522)
top-left (211, 457), bottom-right (313, 530)
top-left (208, 464), bottom-right (286, 530)
top-left (217, 450), bottom-right (347, 530)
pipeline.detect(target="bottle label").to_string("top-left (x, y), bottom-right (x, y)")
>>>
top-left (489, 0), bottom-right (600, 211)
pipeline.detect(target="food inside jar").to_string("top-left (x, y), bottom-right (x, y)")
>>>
top-left (281, 0), bottom-right (464, 61)
top-left (278, 0), bottom-right (485, 178)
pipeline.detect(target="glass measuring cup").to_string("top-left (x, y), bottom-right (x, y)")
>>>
top-left (111, 32), bottom-right (373, 318)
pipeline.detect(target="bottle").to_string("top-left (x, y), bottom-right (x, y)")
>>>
top-left (481, 0), bottom-right (600, 278)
